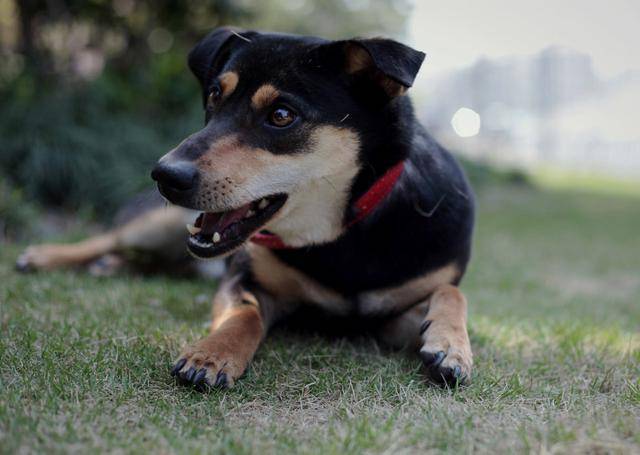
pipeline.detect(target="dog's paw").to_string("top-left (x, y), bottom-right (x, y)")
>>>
top-left (15, 245), bottom-right (58, 272)
top-left (88, 254), bottom-right (124, 277)
top-left (170, 336), bottom-right (249, 390)
top-left (419, 318), bottom-right (473, 386)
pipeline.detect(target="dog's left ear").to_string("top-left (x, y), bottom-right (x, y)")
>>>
top-left (331, 38), bottom-right (426, 98)
top-left (188, 27), bottom-right (253, 87)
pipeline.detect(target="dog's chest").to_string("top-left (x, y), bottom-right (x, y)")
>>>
top-left (248, 244), bottom-right (458, 316)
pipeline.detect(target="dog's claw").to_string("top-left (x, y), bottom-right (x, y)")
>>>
top-left (419, 319), bottom-right (433, 335)
top-left (193, 368), bottom-right (207, 385)
top-left (15, 252), bottom-right (37, 273)
top-left (171, 358), bottom-right (187, 376)
top-left (214, 371), bottom-right (228, 388)
top-left (184, 367), bottom-right (197, 382)
top-left (420, 350), bottom-right (445, 367)
top-left (420, 350), bottom-right (468, 386)
top-left (421, 351), bottom-right (468, 387)
top-left (437, 367), bottom-right (455, 383)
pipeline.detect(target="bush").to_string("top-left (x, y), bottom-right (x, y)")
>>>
top-left (0, 75), bottom-right (202, 220)
top-left (458, 156), bottom-right (530, 188)
top-left (0, 174), bottom-right (40, 242)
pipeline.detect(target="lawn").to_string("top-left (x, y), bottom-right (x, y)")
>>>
top-left (1, 183), bottom-right (639, 454)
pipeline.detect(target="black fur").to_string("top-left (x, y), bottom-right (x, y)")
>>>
top-left (345, 38), bottom-right (426, 87)
top-left (166, 29), bottom-right (474, 303)
top-left (274, 128), bottom-right (474, 298)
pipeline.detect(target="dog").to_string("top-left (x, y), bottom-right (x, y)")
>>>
top-left (17, 27), bottom-right (475, 388)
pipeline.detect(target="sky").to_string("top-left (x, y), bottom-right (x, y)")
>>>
top-left (407, 0), bottom-right (640, 82)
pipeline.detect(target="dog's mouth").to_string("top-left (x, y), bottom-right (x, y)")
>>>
top-left (186, 194), bottom-right (288, 258)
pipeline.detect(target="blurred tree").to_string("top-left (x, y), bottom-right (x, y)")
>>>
top-left (8, 0), bottom-right (248, 83)
top-left (4, 0), bottom-right (409, 87)
top-left (238, 0), bottom-right (410, 39)
top-left (0, 0), bottom-right (411, 221)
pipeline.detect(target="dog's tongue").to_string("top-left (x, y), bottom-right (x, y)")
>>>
top-left (198, 203), bottom-right (251, 236)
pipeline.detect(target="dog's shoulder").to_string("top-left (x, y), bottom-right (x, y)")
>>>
top-left (249, 122), bottom-right (474, 312)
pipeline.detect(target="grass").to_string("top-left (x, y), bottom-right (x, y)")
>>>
top-left (1, 183), bottom-right (639, 454)
top-left (531, 167), bottom-right (640, 198)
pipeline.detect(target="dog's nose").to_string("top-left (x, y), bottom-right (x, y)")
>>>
top-left (151, 161), bottom-right (198, 192)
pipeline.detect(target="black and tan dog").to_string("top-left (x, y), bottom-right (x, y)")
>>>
top-left (17, 27), bottom-right (475, 388)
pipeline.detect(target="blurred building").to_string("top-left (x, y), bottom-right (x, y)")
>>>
top-left (420, 47), bottom-right (640, 178)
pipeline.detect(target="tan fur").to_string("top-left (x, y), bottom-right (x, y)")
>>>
top-left (420, 285), bottom-right (473, 378)
top-left (177, 277), bottom-right (265, 387)
top-left (193, 126), bottom-right (360, 246)
top-left (219, 71), bottom-right (239, 98)
top-left (250, 84), bottom-right (279, 110)
top-left (378, 284), bottom-right (473, 378)
top-left (116, 205), bottom-right (193, 250)
top-left (248, 243), bottom-right (350, 314)
top-left (358, 263), bottom-right (460, 315)
top-left (265, 127), bottom-right (360, 245)
top-left (16, 205), bottom-right (192, 271)
top-left (16, 235), bottom-right (118, 270)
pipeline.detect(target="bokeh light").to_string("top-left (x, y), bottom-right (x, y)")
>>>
top-left (451, 107), bottom-right (481, 138)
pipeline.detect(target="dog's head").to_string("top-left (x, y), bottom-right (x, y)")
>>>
top-left (151, 27), bottom-right (425, 258)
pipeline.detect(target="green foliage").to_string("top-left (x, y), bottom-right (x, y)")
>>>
top-left (0, 0), bottom-right (413, 219)
top-left (0, 174), bottom-right (40, 242)
top-left (237, 0), bottom-right (411, 39)
top-left (457, 156), bottom-right (530, 188)
top-left (0, 75), bottom-right (201, 219)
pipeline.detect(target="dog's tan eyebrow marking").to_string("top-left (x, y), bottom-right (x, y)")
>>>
top-left (219, 71), bottom-right (239, 98)
top-left (251, 84), bottom-right (279, 110)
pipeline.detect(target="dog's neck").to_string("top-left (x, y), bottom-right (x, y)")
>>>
top-left (258, 105), bottom-right (414, 250)
top-left (261, 165), bottom-right (357, 247)
top-left (255, 160), bottom-right (405, 249)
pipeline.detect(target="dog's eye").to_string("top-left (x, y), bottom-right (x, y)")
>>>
top-left (267, 106), bottom-right (296, 128)
top-left (206, 85), bottom-right (222, 110)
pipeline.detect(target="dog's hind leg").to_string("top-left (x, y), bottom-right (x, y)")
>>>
top-left (16, 205), bottom-right (192, 272)
top-left (16, 231), bottom-right (121, 272)
top-left (377, 285), bottom-right (473, 386)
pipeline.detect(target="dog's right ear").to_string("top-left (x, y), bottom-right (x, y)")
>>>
top-left (188, 27), bottom-right (252, 87)
top-left (317, 37), bottom-right (425, 100)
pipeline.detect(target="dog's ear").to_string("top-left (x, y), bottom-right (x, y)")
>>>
top-left (188, 27), bottom-right (252, 87)
top-left (325, 38), bottom-right (425, 98)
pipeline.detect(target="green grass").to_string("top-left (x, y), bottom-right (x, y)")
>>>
top-left (531, 167), bottom-right (640, 198)
top-left (1, 184), bottom-right (639, 454)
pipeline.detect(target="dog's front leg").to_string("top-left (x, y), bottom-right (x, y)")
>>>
top-left (171, 273), bottom-right (285, 389)
top-left (378, 284), bottom-right (473, 385)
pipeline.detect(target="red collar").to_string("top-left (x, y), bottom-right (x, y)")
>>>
top-left (250, 160), bottom-right (405, 249)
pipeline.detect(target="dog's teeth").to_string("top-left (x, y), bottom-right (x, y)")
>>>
top-left (213, 232), bottom-right (221, 243)
top-left (258, 199), bottom-right (268, 210)
top-left (186, 223), bottom-right (201, 235)
top-left (193, 237), bottom-right (211, 247)
top-left (245, 209), bottom-right (255, 218)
